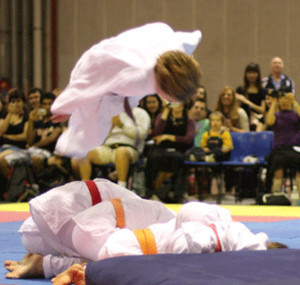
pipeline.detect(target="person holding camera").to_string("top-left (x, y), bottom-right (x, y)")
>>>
top-left (25, 92), bottom-right (62, 175)
top-left (265, 91), bottom-right (300, 194)
top-left (145, 102), bottom-right (195, 202)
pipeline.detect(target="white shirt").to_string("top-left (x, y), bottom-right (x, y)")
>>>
top-left (104, 107), bottom-right (150, 153)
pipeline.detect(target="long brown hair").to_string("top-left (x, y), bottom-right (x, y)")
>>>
top-left (154, 51), bottom-right (201, 102)
top-left (215, 86), bottom-right (240, 128)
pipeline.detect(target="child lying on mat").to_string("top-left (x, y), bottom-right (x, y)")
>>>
top-left (4, 179), bottom-right (175, 279)
top-left (4, 199), bottom-right (286, 284)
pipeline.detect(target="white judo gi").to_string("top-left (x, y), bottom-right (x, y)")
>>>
top-left (19, 185), bottom-right (175, 277)
top-left (94, 202), bottom-right (268, 260)
top-left (51, 22), bottom-right (202, 157)
top-left (175, 201), bottom-right (232, 229)
top-left (19, 179), bottom-right (140, 277)
top-left (93, 202), bottom-right (234, 259)
top-left (166, 221), bottom-right (269, 254)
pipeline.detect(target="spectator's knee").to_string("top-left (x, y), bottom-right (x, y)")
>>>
top-left (115, 147), bottom-right (131, 160)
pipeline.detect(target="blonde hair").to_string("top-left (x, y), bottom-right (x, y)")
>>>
top-left (215, 86), bottom-right (240, 128)
top-left (209, 111), bottom-right (225, 124)
top-left (154, 51), bottom-right (201, 102)
top-left (267, 242), bottom-right (288, 249)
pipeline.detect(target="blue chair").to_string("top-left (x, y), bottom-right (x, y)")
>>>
top-left (222, 131), bottom-right (273, 166)
top-left (221, 131), bottom-right (274, 201)
top-left (184, 131), bottom-right (274, 203)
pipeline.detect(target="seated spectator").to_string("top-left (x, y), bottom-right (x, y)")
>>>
top-left (142, 94), bottom-right (164, 139)
top-left (186, 111), bottom-right (233, 162)
top-left (26, 87), bottom-right (43, 112)
top-left (192, 85), bottom-right (212, 118)
top-left (215, 86), bottom-right (250, 133)
top-left (262, 57), bottom-right (295, 94)
top-left (71, 107), bottom-right (150, 187)
top-left (265, 91), bottom-right (300, 193)
top-left (188, 98), bottom-right (210, 147)
top-left (25, 92), bottom-right (62, 175)
top-left (0, 94), bottom-right (7, 124)
top-left (0, 88), bottom-right (28, 153)
top-left (145, 102), bottom-right (195, 202)
top-left (236, 63), bottom-right (267, 130)
top-left (0, 88), bottom-right (28, 184)
top-left (256, 94), bottom-right (274, 132)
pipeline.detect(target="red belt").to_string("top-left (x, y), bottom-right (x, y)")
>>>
top-left (208, 224), bottom-right (222, 252)
top-left (84, 180), bottom-right (102, 206)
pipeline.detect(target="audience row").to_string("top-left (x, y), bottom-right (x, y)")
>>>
top-left (0, 56), bottom-right (299, 203)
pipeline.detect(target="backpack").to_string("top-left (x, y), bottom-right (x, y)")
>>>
top-left (5, 159), bottom-right (37, 202)
top-left (36, 165), bottom-right (69, 193)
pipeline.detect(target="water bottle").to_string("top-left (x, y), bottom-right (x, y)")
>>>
top-left (291, 186), bottom-right (299, 206)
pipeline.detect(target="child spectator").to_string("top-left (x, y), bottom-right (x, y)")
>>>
top-left (186, 111), bottom-right (233, 162)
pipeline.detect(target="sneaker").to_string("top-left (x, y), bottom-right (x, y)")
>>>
top-left (204, 154), bottom-right (215, 162)
top-left (183, 193), bottom-right (198, 202)
top-left (150, 194), bottom-right (162, 202)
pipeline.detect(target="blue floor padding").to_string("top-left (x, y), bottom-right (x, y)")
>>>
top-left (1, 219), bottom-right (300, 284)
top-left (0, 222), bottom-right (50, 285)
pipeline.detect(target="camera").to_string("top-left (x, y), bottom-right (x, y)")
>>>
top-left (38, 108), bottom-right (47, 116)
top-left (166, 102), bottom-right (181, 108)
top-left (269, 90), bottom-right (285, 99)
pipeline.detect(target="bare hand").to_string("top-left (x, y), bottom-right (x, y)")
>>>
top-left (51, 114), bottom-right (70, 123)
top-left (111, 115), bottom-right (123, 128)
top-left (236, 93), bottom-right (247, 103)
top-left (29, 109), bottom-right (42, 122)
top-left (154, 134), bottom-right (172, 145)
top-left (286, 92), bottom-right (295, 102)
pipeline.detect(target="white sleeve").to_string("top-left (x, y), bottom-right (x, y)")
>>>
top-left (43, 255), bottom-right (86, 278)
top-left (98, 229), bottom-right (142, 260)
top-left (238, 108), bottom-right (250, 131)
top-left (166, 222), bottom-right (216, 254)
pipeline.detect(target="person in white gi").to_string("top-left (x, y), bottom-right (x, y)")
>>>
top-left (5, 180), bottom-right (174, 279)
top-left (50, 203), bottom-right (286, 285)
top-left (50, 22), bottom-right (202, 158)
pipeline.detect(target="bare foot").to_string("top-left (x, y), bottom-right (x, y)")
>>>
top-left (5, 253), bottom-right (33, 272)
top-left (5, 253), bottom-right (44, 279)
top-left (52, 264), bottom-right (86, 285)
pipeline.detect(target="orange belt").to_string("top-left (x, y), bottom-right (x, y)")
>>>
top-left (134, 228), bottom-right (158, 255)
top-left (85, 180), bottom-right (102, 206)
top-left (208, 224), bottom-right (222, 252)
top-left (110, 198), bottom-right (126, 228)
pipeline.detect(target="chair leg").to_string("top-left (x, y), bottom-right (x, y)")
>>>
top-left (216, 168), bottom-right (224, 204)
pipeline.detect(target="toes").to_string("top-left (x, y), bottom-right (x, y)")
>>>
top-left (5, 272), bottom-right (18, 279)
top-left (4, 260), bottom-right (17, 266)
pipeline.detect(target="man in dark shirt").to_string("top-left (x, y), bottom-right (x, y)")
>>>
top-left (262, 57), bottom-right (295, 93)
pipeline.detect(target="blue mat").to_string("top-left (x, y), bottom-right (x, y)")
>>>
top-left (1, 219), bottom-right (300, 284)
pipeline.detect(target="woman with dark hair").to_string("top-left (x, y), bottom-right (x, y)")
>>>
top-left (0, 94), bottom-right (7, 122)
top-left (236, 63), bottom-right (267, 130)
top-left (0, 88), bottom-right (28, 151)
top-left (142, 94), bottom-right (163, 138)
top-left (145, 102), bottom-right (195, 203)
